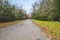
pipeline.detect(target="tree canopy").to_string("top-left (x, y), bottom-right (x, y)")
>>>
top-left (32, 0), bottom-right (60, 21)
top-left (0, 0), bottom-right (27, 22)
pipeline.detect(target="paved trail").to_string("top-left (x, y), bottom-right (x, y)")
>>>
top-left (0, 19), bottom-right (50, 40)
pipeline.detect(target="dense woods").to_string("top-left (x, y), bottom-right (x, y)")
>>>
top-left (32, 0), bottom-right (60, 21)
top-left (0, 0), bottom-right (27, 22)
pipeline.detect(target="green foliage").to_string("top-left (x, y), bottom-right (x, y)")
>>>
top-left (53, 0), bottom-right (60, 21)
top-left (0, 0), bottom-right (27, 22)
top-left (32, 0), bottom-right (60, 21)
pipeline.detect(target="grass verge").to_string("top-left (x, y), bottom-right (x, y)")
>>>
top-left (0, 20), bottom-right (23, 28)
top-left (32, 19), bottom-right (60, 40)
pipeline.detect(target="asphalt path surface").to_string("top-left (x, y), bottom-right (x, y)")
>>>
top-left (0, 19), bottom-right (50, 40)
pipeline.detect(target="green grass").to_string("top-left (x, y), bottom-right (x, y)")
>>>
top-left (0, 20), bottom-right (23, 28)
top-left (32, 19), bottom-right (60, 40)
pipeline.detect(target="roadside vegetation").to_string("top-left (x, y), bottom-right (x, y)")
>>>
top-left (0, 0), bottom-right (28, 28)
top-left (0, 20), bottom-right (23, 28)
top-left (31, 0), bottom-right (60, 40)
top-left (0, 0), bottom-right (27, 22)
top-left (32, 0), bottom-right (60, 21)
top-left (32, 19), bottom-right (60, 40)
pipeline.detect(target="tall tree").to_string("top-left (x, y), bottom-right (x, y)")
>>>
top-left (0, 0), bottom-right (27, 22)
